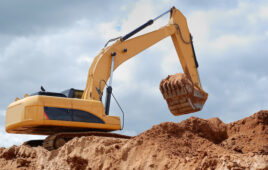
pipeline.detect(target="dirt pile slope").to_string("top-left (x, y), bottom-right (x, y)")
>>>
top-left (0, 110), bottom-right (267, 170)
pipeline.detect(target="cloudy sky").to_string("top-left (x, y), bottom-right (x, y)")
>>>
top-left (0, 0), bottom-right (268, 147)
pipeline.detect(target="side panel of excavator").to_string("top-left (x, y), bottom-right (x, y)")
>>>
top-left (6, 96), bottom-right (121, 135)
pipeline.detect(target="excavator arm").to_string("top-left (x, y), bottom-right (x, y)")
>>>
top-left (82, 7), bottom-right (208, 115)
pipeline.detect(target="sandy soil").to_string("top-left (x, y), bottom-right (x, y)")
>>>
top-left (0, 110), bottom-right (267, 170)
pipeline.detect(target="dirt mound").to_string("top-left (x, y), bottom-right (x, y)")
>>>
top-left (0, 110), bottom-right (267, 169)
top-left (223, 110), bottom-right (268, 154)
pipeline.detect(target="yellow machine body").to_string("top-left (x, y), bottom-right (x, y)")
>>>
top-left (5, 7), bottom-right (208, 135)
top-left (6, 95), bottom-right (120, 135)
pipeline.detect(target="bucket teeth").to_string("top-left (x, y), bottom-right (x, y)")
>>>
top-left (160, 73), bottom-right (208, 116)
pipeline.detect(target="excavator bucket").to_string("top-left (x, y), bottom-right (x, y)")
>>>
top-left (160, 73), bottom-right (208, 116)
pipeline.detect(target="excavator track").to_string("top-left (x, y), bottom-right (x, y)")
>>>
top-left (23, 139), bottom-right (44, 147)
top-left (43, 131), bottom-right (132, 151)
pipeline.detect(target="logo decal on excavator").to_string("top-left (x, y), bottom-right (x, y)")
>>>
top-left (43, 112), bottom-right (50, 120)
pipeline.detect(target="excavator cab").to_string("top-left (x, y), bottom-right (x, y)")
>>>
top-left (61, 88), bottom-right (84, 99)
top-left (30, 87), bottom-right (84, 99)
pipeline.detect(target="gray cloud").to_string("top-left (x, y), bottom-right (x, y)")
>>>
top-left (0, 0), bottom-right (129, 35)
top-left (180, 0), bottom-right (239, 10)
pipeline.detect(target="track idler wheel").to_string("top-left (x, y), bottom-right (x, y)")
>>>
top-left (54, 137), bottom-right (66, 149)
top-left (43, 134), bottom-right (68, 151)
top-left (160, 73), bottom-right (208, 116)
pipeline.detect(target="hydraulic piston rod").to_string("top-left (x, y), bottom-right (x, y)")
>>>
top-left (122, 8), bottom-right (171, 41)
top-left (105, 52), bottom-right (116, 115)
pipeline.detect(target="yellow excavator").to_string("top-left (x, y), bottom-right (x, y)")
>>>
top-left (5, 7), bottom-right (208, 150)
